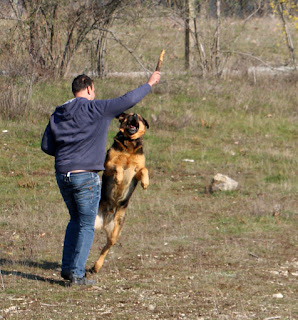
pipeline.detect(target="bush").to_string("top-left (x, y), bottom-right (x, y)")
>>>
top-left (0, 76), bottom-right (34, 120)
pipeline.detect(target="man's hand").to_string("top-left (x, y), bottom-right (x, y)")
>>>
top-left (147, 71), bottom-right (161, 87)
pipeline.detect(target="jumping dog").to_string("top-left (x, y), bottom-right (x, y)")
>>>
top-left (91, 113), bottom-right (149, 273)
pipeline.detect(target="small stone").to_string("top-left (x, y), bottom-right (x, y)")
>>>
top-left (272, 293), bottom-right (283, 299)
top-left (148, 304), bottom-right (156, 311)
top-left (269, 271), bottom-right (280, 275)
top-left (151, 114), bottom-right (157, 122)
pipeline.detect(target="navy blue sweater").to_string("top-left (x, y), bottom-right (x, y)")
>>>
top-left (41, 83), bottom-right (151, 173)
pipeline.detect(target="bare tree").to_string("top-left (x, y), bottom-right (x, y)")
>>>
top-left (274, 0), bottom-right (296, 67)
top-left (4, 0), bottom-right (124, 78)
top-left (186, 0), bottom-right (224, 76)
top-left (94, 1), bottom-right (122, 77)
top-left (185, 0), bottom-right (191, 69)
top-left (185, 0), bottom-right (196, 70)
top-left (164, 0), bottom-right (274, 77)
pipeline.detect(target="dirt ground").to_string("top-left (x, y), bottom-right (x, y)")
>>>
top-left (0, 171), bottom-right (297, 319)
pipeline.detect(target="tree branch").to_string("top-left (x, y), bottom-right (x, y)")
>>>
top-left (101, 29), bottom-right (151, 72)
top-left (221, 50), bottom-right (275, 69)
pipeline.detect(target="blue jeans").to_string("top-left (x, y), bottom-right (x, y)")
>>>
top-left (56, 172), bottom-right (101, 278)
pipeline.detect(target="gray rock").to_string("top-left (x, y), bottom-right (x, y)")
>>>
top-left (210, 174), bottom-right (238, 192)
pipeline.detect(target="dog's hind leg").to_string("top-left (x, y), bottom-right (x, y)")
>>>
top-left (92, 207), bottom-right (126, 273)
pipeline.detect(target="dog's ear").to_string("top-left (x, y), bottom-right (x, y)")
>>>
top-left (117, 113), bottom-right (128, 123)
top-left (142, 117), bottom-right (149, 129)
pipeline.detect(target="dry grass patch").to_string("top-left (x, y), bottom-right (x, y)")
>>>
top-left (1, 72), bottom-right (297, 319)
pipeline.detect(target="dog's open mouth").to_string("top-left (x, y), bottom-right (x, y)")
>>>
top-left (126, 114), bottom-right (139, 135)
top-left (127, 124), bottom-right (138, 134)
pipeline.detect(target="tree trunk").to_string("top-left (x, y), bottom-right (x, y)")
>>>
top-left (96, 33), bottom-right (107, 78)
top-left (184, 0), bottom-right (196, 70)
top-left (185, 0), bottom-right (190, 70)
top-left (277, 1), bottom-right (296, 68)
top-left (214, 0), bottom-right (221, 76)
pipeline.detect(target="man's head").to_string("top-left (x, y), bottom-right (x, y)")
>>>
top-left (72, 74), bottom-right (95, 100)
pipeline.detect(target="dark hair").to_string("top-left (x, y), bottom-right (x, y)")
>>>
top-left (72, 74), bottom-right (94, 95)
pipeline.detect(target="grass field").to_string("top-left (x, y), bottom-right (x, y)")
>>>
top-left (0, 72), bottom-right (297, 319)
top-left (0, 10), bottom-right (297, 320)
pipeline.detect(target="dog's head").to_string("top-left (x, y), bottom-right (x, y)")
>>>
top-left (117, 113), bottom-right (149, 140)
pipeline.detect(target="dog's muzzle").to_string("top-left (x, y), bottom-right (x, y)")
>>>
top-left (126, 114), bottom-right (139, 134)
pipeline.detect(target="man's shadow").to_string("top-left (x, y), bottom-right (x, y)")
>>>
top-left (0, 259), bottom-right (69, 287)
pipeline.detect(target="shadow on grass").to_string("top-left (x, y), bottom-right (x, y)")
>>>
top-left (0, 269), bottom-right (70, 287)
top-left (0, 258), bottom-right (60, 270)
top-left (0, 259), bottom-right (69, 287)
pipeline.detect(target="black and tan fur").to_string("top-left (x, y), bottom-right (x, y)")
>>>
top-left (91, 113), bottom-right (149, 273)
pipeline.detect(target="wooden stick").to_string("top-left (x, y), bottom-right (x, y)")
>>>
top-left (156, 49), bottom-right (165, 71)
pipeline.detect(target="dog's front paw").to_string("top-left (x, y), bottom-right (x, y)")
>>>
top-left (115, 175), bottom-right (123, 185)
top-left (141, 181), bottom-right (149, 189)
top-left (115, 167), bottom-right (124, 184)
top-left (138, 168), bottom-right (149, 189)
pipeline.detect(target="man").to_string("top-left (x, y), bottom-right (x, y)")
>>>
top-left (41, 71), bottom-right (160, 285)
